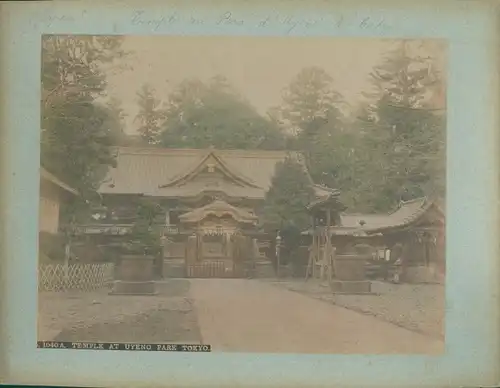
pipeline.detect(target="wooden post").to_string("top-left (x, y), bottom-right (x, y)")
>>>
top-left (319, 234), bottom-right (325, 281)
top-left (196, 221), bottom-right (201, 262)
top-left (308, 214), bottom-right (315, 280)
top-left (329, 245), bottom-right (336, 284)
top-left (224, 233), bottom-right (229, 258)
top-left (276, 233), bottom-right (280, 279)
top-left (325, 210), bottom-right (331, 282)
top-left (313, 233), bottom-right (319, 279)
top-left (252, 238), bottom-right (259, 260)
top-left (63, 241), bottom-right (70, 284)
top-left (186, 235), bottom-right (197, 264)
top-left (164, 208), bottom-right (170, 225)
top-left (313, 236), bottom-right (316, 279)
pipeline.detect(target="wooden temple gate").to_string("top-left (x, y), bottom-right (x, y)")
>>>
top-left (185, 232), bottom-right (253, 278)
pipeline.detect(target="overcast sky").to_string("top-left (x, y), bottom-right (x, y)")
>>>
top-left (104, 36), bottom-right (445, 134)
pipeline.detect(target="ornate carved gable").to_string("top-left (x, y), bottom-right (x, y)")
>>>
top-left (179, 199), bottom-right (258, 225)
top-left (159, 149), bottom-right (261, 189)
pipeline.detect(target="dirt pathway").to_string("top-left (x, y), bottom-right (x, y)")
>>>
top-left (190, 279), bottom-right (444, 354)
top-left (38, 280), bottom-right (200, 343)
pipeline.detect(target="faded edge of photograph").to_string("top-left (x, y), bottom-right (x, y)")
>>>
top-left (38, 35), bottom-right (446, 354)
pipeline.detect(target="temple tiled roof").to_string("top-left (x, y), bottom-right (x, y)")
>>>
top-left (339, 197), bottom-right (442, 233)
top-left (302, 197), bottom-right (444, 236)
top-left (98, 147), bottom-right (334, 200)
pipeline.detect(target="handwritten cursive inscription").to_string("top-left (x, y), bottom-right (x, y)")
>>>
top-left (217, 12), bottom-right (244, 26)
top-left (29, 8), bottom-right (390, 33)
top-left (128, 10), bottom-right (388, 34)
top-left (131, 10), bottom-right (179, 31)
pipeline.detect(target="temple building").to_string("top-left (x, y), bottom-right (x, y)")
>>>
top-left (80, 147), bottom-right (332, 277)
top-left (76, 146), bottom-right (445, 282)
top-left (304, 193), bottom-right (445, 283)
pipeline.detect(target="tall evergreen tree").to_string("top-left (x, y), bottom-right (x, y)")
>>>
top-left (280, 66), bottom-right (344, 134)
top-left (135, 83), bottom-right (165, 145)
top-left (261, 156), bottom-right (316, 265)
top-left (262, 156), bottom-right (315, 231)
top-left (41, 35), bottom-right (125, 201)
top-left (353, 41), bottom-right (446, 211)
top-left (277, 66), bottom-right (348, 191)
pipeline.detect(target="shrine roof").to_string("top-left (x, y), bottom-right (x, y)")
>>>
top-left (339, 197), bottom-right (443, 233)
top-left (98, 147), bottom-right (334, 200)
top-left (303, 197), bottom-right (444, 236)
top-left (40, 167), bottom-right (78, 195)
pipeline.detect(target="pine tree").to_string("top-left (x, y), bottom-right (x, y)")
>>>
top-left (353, 40), bottom-right (446, 211)
top-left (280, 67), bottom-right (355, 205)
top-left (262, 156), bottom-right (315, 231)
top-left (277, 66), bottom-right (347, 191)
top-left (41, 35), bottom-right (126, 201)
top-left (135, 84), bottom-right (164, 145)
top-left (280, 66), bottom-right (344, 134)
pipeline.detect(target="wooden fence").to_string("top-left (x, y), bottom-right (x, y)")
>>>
top-left (38, 263), bottom-right (114, 292)
top-left (187, 261), bottom-right (228, 278)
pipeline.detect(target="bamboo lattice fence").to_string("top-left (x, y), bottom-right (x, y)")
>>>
top-left (38, 263), bottom-right (114, 292)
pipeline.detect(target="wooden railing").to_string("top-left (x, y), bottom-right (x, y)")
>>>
top-left (73, 223), bottom-right (182, 236)
top-left (73, 224), bottom-right (133, 235)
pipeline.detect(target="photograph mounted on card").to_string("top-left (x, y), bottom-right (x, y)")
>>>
top-left (1, 1), bottom-right (498, 387)
top-left (38, 34), bottom-right (447, 355)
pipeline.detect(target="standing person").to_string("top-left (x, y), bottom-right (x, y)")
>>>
top-left (389, 243), bottom-right (404, 283)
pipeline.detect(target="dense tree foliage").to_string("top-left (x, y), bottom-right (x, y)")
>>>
top-left (348, 42), bottom-right (446, 211)
top-left (279, 66), bottom-right (344, 134)
top-left (260, 156), bottom-right (316, 266)
top-left (126, 43), bottom-right (443, 214)
top-left (273, 67), bottom-right (350, 190)
top-left (160, 76), bottom-right (287, 150)
top-left (101, 96), bottom-right (129, 146)
top-left (41, 35), bottom-right (125, 201)
top-left (261, 156), bottom-right (316, 231)
top-left (268, 42), bottom-right (445, 213)
top-left (43, 36), bottom-right (445, 224)
top-left (126, 198), bottom-right (164, 255)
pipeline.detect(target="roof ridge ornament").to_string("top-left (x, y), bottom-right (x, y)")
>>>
top-left (400, 196), bottom-right (427, 205)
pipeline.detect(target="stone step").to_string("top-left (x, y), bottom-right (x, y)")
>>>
top-left (330, 280), bottom-right (372, 294)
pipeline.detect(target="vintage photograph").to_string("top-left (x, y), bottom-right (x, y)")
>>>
top-left (38, 35), bottom-right (446, 354)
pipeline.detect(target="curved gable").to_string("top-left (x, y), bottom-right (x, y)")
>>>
top-left (179, 200), bottom-right (258, 224)
top-left (159, 149), bottom-right (261, 189)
